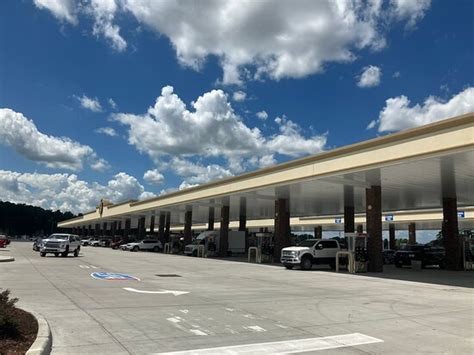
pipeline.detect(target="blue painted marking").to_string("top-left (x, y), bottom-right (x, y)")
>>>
top-left (91, 272), bottom-right (140, 281)
top-left (457, 211), bottom-right (465, 218)
top-left (385, 215), bottom-right (394, 221)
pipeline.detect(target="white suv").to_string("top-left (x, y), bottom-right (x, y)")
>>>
top-left (40, 234), bottom-right (81, 257)
top-left (281, 239), bottom-right (341, 270)
top-left (122, 239), bottom-right (162, 252)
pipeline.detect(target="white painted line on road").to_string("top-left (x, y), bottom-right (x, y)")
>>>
top-left (189, 329), bottom-right (208, 336)
top-left (123, 287), bottom-right (189, 296)
top-left (157, 333), bottom-right (383, 354)
top-left (90, 265), bottom-right (98, 269)
top-left (79, 265), bottom-right (90, 269)
top-left (243, 325), bottom-right (266, 332)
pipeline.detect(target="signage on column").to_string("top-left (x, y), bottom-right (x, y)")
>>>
top-left (384, 215), bottom-right (394, 221)
top-left (457, 211), bottom-right (465, 218)
top-left (334, 218), bottom-right (342, 224)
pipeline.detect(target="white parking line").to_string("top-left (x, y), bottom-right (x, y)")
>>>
top-left (79, 265), bottom-right (90, 269)
top-left (157, 333), bottom-right (383, 354)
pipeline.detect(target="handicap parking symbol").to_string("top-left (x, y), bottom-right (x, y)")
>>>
top-left (91, 272), bottom-right (140, 281)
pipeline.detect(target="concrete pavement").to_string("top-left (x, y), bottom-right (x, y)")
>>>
top-left (1, 242), bottom-right (472, 354)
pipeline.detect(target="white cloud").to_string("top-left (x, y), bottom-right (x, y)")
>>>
top-left (0, 108), bottom-right (107, 171)
top-left (35, 1), bottom-right (431, 84)
top-left (373, 87), bottom-right (474, 132)
top-left (389, 0), bottom-right (431, 29)
top-left (121, 0), bottom-right (430, 84)
top-left (357, 65), bottom-right (382, 88)
top-left (88, 0), bottom-right (127, 52)
top-left (256, 111), bottom-right (268, 120)
top-left (113, 86), bottom-right (327, 182)
top-left (268, 116), bottom-right (327, 157)
top-left (95, 127), bottom-right (117, 137)
top-left (232, 91), bottom-right (247, 102)
top-left (392, 71), bottom-right (401, 78)
top-left (108, 98), bottom-right (117, 109)
top-left (170, 158), bottom-right (233, 187)
top-left (0, 170), bottom-right (154, 214)
top-left (143, 169), bottom-right (165, 185)
top-left (89, 158), bottom-right (111, 172)
top-left (33, 0), bottom-right (78, 25)
top-left (76, 95), bottom-right (102, 112)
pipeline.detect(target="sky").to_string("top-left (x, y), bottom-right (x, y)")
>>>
top-left (0, 0), bottom-right (473, 215)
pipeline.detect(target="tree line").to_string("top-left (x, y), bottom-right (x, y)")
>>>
top-left (0, 201), bottom-right (76, 237)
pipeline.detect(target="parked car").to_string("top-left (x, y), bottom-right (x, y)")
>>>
top-left (90, 239), bottom-right (101, 247)
top-left (281, 239), bottom-right (342, 270)
top-left (383, 249), bottom-right (395, 264)
top-left (122, 239), bottom-right (163, 252)
top-left (0, 235), bottom-right (9, 248)
top-left (32, 238), bottom-right (44, 251)
top-left (99, 238), bottom-right (111, 247)
top-left (81, 238), bottom-right (93, 246)
top-left (394, 244), bottom-right (446, 268)
top-left (39, 234), bottom-right (81, 257)
top-left (110, 239), bottom-right (126, 249)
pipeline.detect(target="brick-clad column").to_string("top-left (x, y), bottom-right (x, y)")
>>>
top-left (239, 197), bottom-right (248, 251)
top-left (344, 206), bottom-right (355, 233)
top-left (314, 225), bottom-right (322, 239)
top-left (274, 198), bottom-right (291, 260)
top-left (389, 223), bottom-right (396, 250)
top-left (366, 185), bottom-right (383, 272)
top-left (111, 221), bottom-right (117, 239)
top-left (94, 223), bottom-right (100, 237)
top-left (219, 205), bottom-right (230, 257)
top-left (164, 212), bottom-right (171, 243)
top-left (408, 223), bottom-right (416, 244)
top-left (344, 186), bottom-right (355, 233)
top-left (356, 224), bottom-right (364, 233)
top-left (102, 222), bottom-right (108, 236)
top-left (138, 217), bottom-right (146, 239)
top-left (443, 197), bottom-right (462, 270)
top-left (123, 219), bottom-right (131, 241)
top-left (149, 215), bottom-right (155, 236)
top-left (184, 210), bottom-right (193, 246)
top-left (158, 213), bottom-right (165, 241)
top-left (88, 225), bottom-right (92, 236)
top-left (208, 207), bottom-right (215, 231)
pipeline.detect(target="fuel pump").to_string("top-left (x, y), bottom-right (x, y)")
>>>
top-left (248, 232), bottom-right (274, 263)
top-left (343, 233), bottom-right (368, 273)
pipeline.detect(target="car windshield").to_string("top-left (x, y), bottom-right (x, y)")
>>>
top-left (48, 234), bottom-right (68, 240)
top-left (192, 238), bottom-right (204, 245)
top-left (297, 240), bottom-right (316, 247)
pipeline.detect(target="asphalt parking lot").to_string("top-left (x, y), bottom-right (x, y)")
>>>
top-left (1, 242), bottom-right (473, 354)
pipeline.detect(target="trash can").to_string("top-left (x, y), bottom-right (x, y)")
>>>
top-left (411, 260), bottom-right (422, 271)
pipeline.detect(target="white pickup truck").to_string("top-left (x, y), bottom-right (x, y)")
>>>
top-left (40, 233), bottom-right (81, 257)
top-left (281, 239), bottom-right (342, 270)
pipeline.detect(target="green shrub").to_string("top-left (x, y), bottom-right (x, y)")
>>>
top-left (0, 289), bottom-right (19, 338)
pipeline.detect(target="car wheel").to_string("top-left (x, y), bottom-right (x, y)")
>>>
top-left (192, 250), bottom-right (197, 257)
top-left (54, 253), bottom-right (59, 257)
top-left (439, 260), bottom-right (446, 269)
top-left (153, 246), bottom-right (159, 252)
top-left (133, 246), bottom-right (139, 252)
top-left (300, 257), bottom-right (312, 271)
top-left (329, 261), bottom-right (336, 270)
top-left (284, 265), bottom-right (294, 270)
top-left (74, 248), bottom-right (79, 257)
top-left (40, 252), bottom-right (46, 257)
top-left (62, 247), bottom-right (69, 257)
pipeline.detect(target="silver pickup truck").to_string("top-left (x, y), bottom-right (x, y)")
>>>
top-left (40, 233), bottom-right (81, 257)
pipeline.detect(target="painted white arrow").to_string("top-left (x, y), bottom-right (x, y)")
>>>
top-left (123, 287), bottom-right (189, 296)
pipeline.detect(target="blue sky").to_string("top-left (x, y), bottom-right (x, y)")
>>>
top-left (0, 0), bottom-right (473, 214)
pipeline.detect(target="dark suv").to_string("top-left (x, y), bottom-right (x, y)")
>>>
top-left (394, 244), bottom-right (446, 269)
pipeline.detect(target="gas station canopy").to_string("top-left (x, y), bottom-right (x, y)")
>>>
top-left (58, 112), bottom-right (474, 230)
